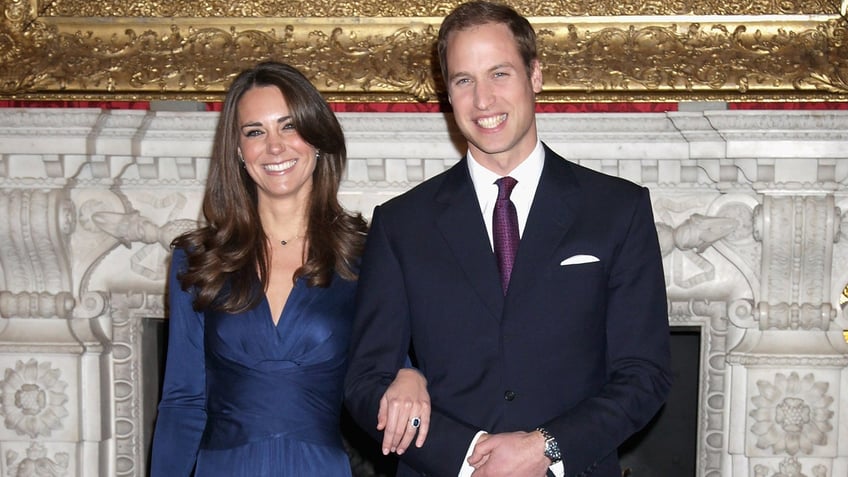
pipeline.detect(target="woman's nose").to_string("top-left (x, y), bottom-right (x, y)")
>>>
top-left (267, 135), bottom-right (285, 153)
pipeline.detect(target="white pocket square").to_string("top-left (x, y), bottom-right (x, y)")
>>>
top-left (560, 254), bottom-right (600, 266)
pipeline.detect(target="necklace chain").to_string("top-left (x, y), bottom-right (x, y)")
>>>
top-left (280, 234), bottom-right (304, 246)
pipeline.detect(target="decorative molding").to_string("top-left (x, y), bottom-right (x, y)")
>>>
top-left (0, 292), bottom-right (75, 319)
top-left (0, 359), bottom-right (69, 439)
top-left (0, 1), bottom-right (846, 101)
top-left (749, 372), bottom-right (835, 456)
top-left (110, 292), bottom-right (164, 477)
top-left (668, 299), bottom-right (732, 477)
top-left (753, 457), bottom-right (830, 477)
top-left (0, 109), bottom-right (847, 476)
top-left (756, 195), bottom-right (840, 330)
top-left (729, 353), bottom-right (848, 366)
top-left (32, 0), bottom-right (844, 17)
top-left (4, 441), bottom-right (71, 477)
top-left (0, 189), bottom-right (75, 300)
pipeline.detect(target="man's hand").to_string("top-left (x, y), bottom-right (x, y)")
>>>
top-left (376, 368), bottom-right (431, 455)
top-left (467, 430), bottom-right (550, 477)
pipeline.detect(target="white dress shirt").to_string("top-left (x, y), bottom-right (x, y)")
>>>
top-left (458, 141), bottom-right (565, 477)
top-left (467, 140), bottom-right (544, 248)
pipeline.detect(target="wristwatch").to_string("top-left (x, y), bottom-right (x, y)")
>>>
top-left (536, 427), bottom-right (562, 464)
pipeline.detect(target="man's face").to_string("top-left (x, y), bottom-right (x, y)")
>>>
top-left (445, 22), bottom-right (542, 173)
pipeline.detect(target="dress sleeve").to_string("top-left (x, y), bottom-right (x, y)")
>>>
top-left (149, 248), bottom-right (207, 477)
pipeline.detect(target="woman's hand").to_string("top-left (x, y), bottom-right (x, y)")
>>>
top-left (376, 368), bottom-right (430, 455)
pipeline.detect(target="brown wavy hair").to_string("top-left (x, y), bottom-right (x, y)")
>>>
top-left (172, 61), bottom-right (367, 313)
top-left (436, 1), bottom-right (538, 83)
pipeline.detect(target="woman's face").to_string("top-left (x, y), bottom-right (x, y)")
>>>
top-left (236, 85), bottom-right (317, 205)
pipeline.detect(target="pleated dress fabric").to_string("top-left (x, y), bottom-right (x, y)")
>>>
top-left (150, 248), bottom-right (355, 477)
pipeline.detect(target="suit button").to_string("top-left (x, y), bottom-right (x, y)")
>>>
top-left (504, 390), bottom-right (516, 401)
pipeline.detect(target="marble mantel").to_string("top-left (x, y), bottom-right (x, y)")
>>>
top-left (0, 107), bottom-right (846, 477)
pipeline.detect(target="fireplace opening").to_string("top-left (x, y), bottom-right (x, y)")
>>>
top-left (619, 328), bottom-right (700, 476)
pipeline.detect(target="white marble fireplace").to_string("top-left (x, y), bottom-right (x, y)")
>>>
top-left (0, 107), bottom-right (846, 477)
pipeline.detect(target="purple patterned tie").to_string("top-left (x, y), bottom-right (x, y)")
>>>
top-left (493, 176), bottom-right (519, 294)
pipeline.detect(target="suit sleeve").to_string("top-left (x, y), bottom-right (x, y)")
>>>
top-left (547, 187), bottom-right (673, 475)
top-left (149, 248), bottom-right (207, 477)
top-left (345, 206), bottom-right (479, 476)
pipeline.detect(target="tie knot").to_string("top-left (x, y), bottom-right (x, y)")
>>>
top-left (495, 176), bottom-right (518, 200)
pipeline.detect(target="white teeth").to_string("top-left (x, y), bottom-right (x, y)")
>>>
top-left (476, 114), bottom-right (506, 129)
top-left (264, 159), bottom-right (296, 172)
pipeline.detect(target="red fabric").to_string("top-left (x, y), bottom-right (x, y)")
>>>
top-left (535, 103), bottom-right (678, 113)
top-left (0, 101), bottom-right (683, 112)
top-left (2, 100), bottom-right (846, 112)
top-left (730, 102), bottom-right (848, 110)
top-left (329, 102), bottom-right (445, 113)
top-left (0, 100), bottom-right (150, 109)
top-left (204, 102), bottom-right (448, 112)
top-left (160, 102), bottom-right (681, 113)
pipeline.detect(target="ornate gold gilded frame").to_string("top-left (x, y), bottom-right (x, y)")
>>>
top-left (1, 0), bottom-right (847, 102)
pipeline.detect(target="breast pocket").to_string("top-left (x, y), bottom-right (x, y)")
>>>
top-left (547, 260), bottom-right (606, 313)
top-left (551, 259), bottom-right (604, 281)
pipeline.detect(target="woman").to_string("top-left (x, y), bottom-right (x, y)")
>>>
top-left (150, 62), bottom-right (429, 476)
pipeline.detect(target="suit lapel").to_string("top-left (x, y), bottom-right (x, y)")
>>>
top-left (435, 159), bottom-right (504, 319)
top-left (507, 147), bottom-right (582, 298)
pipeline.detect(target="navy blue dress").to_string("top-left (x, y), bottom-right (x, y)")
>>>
top-left (150, 248), bottom-right (355, 476)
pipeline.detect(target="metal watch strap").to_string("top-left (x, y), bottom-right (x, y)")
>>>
top-left (536, 427), bottom-right (562, 464)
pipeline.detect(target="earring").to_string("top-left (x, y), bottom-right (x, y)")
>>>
top-left (237, 153), bottom-right (245, 167)
top-left (315, 149), bottom-right (321, 160)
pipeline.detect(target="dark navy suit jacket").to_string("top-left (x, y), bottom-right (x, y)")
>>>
top-left (345, 144), bottom-right (672, 477)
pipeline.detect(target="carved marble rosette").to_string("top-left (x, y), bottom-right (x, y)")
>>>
top-left (0, 107), bottom-right (847, 476)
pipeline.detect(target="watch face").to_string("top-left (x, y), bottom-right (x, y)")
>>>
top-left (545, 439), bottom-right (562, 462)
top-left (538, 428), bottom-right (561, 463)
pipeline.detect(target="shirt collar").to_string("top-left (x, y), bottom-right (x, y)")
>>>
top-left (467, 139), bottom-right (545, 212)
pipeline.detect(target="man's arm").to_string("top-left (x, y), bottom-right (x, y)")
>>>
top-left (545, 187), bottom-right (673, 474)
top-left (344, 206), bottom-right (479, 475)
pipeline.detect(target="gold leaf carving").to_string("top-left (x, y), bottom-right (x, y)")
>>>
top-left (38, 1), bottom-right (842, 17)
top-left (539, 19), bottom-right (848, 96)
top-left (1, 0), bottom-right (846, 102)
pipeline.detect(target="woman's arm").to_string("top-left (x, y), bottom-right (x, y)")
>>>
top-left (376, 367), bottom-right (430, 455)
top-left (149, 248), bottom-right (207, 476)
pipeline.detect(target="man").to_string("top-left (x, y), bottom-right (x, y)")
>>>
top-left (345, 2), bottom-right (672, 476)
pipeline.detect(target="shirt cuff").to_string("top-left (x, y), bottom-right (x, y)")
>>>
top-left (457, 431), bottom-right (487, 477)
top-left (551, 460), bottom-right (564, 477)
top-left (457, 431), bottom-right (565, 477)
